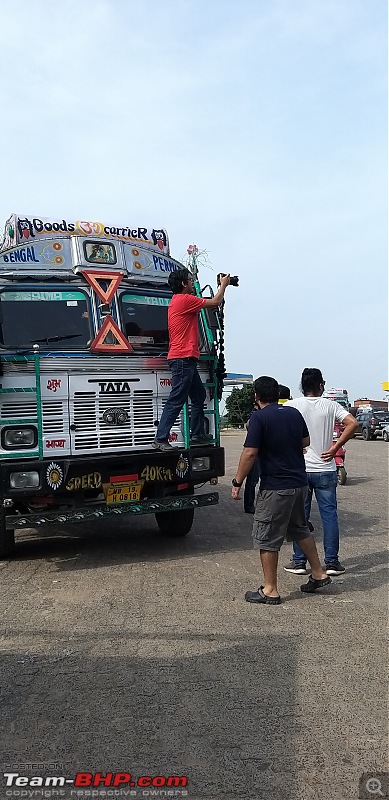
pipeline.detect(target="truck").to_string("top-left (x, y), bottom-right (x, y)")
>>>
top-left (322, 387), bottom-right (350, 411)
top-left (0, 214), bottom-right (226, 557)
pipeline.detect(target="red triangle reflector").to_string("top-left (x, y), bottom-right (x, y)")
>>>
top-left (90, 315), bottom-right (133, 353)
top-left (82, 270), bottom-right (123, 304)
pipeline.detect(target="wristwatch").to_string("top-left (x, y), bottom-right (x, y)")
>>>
top-left (232, 478), bottom-right (243, 488)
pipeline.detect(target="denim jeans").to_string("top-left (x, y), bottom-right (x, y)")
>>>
top-left (244, 459), bottom-right (260, 510)
top-left (156, 357), bottom-right (206, 442)
top-left (293, 471), bottom-right (339, 564)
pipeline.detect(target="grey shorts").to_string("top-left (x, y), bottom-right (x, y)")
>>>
top-left (252, 486), bottom-right (311, 552)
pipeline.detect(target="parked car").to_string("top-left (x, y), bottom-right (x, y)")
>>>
top-left (355, 409), bottom-right (389, 440)
top-left (382, 424), bottom-right (389, 442)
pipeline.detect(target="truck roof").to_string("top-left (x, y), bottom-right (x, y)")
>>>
top-left (0, 214), bottom-right (183, 285)
top-left (323, 388), bottom-right (348, 395)
top-left (0, 214), bottom-right (170, 255)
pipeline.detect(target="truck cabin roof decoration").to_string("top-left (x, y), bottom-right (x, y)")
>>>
top-left (0, 215), bottom-right (185, 285)
top-left (1, 214), bottom-right (170, 255)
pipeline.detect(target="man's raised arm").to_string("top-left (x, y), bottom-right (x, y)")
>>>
top-left (202, 274), bottom-right (230, 308)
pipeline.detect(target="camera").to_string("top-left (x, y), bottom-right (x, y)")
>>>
top-left (217, 273), bottom-right (239, 287)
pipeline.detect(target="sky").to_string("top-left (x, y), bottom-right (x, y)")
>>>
top-left (0, 0), bottom-right (387, 403)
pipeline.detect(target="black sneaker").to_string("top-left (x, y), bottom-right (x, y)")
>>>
top-left (190, 434), bottom-right (213, 445)
top-left (325, 561), bottom-right (346, 576)
top-left (283, 560), bottom-right (308, 575)
top-left (152, 439), bottom-right (174, 451)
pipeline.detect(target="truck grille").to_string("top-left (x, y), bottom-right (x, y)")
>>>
top-left (72, 389), bottom-right (156, 452)
top-left (0, 399), bottom-right (65, 435)
top-left (0, 369), bottom-right (188, 455)
top-left (42, 400), bottom-right (66, 435)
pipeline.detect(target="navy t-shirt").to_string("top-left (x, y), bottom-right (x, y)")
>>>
top-left (244, 403), bottom-right (308, 489)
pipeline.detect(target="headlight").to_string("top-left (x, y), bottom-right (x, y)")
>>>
top-left (192, 457), bottom-right (211, 472)
top-left (2, 427), bottom-right (37, 449)
top-left (10, 471), bottom-right (40, 488)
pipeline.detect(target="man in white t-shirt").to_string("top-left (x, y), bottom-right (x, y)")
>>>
top-left (284, 368), bottom-right (358, 576)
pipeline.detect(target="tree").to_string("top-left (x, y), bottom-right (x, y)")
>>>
top-left (225, 384), bottom-right (254, 427)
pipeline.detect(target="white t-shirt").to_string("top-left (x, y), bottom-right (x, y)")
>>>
top-left (286, 396), bottom-right (349, 472)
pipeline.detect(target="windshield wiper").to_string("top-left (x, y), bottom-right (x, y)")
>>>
top-left (31, 334), bottom-right (83, 344)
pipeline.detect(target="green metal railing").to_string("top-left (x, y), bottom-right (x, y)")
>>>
top-left (0, 351), bottom-right (43, 459)
top-left (179, 279), bottom-right (221, 449)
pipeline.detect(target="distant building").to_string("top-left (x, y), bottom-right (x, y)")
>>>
top-left (224, 373), bottom-right (253, 385)
top-left (354, 398), bottom-right (388, 410)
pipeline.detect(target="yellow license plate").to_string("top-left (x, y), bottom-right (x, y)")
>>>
top-left (104, 482), bottom-right (142, 504)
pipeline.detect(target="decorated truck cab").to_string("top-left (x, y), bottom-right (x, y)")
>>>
top-left (322, 388), bottom-right (350, 411)
top-left (0, 214), bottom-right (225, 557)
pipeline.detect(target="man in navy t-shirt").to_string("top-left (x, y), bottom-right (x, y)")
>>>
top-left (231, 376), bottom-right (331, 605)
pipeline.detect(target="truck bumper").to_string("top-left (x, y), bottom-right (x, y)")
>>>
top-left (0, 446), bottom-right (225, 498)
top-left (6, 491), bottom-right (219, 529)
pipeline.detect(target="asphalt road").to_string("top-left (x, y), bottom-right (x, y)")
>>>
top-left (0, 433), bottom-right (387, 800)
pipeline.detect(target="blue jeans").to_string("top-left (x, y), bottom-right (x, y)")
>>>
top-left (156, 357), bottom-right (206, 442)
top-left (293, 471), bottom-right (339, 565)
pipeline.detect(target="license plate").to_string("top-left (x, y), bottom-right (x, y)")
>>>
top-left (104, 481), bottom-right (142, 504)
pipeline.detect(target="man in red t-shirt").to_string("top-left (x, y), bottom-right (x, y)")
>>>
top-left (153, 268), bottom-right (230, 450)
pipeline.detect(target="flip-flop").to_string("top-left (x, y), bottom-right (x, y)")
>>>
top-left (300, 575), bottom-right (332, 593)
top-left (245, 586), bottom-right (281, 605)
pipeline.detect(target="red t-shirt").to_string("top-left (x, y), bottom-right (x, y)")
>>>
top-left (167, 293), bottom-right (207, 360)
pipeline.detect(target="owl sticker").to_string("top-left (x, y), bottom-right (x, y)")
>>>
top-left (17, 217), bottom-right (35, 241)
top-left (151, 229), bottom-right (167, 251)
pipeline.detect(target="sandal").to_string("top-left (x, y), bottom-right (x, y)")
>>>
top-left (245, 586), bottom-right (281, 605)
top-left (300, 575), bottom-right (332, 593)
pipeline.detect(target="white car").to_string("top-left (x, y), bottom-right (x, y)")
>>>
top-left (382, 424), bottom-right (389, 442)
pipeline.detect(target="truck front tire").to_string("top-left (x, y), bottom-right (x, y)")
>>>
top-left (155, 509), bottom-right (194, 537)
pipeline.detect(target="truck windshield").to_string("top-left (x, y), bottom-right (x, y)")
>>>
top-left (0, 289), bottom-right (91, 350)
top-left (120, 292), bottom-right (208, 354)
top-left (120, 293), bottom-right (170, 352)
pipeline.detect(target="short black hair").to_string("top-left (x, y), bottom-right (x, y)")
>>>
top-left (254, 376), bottom-right (279, 404)
top-left (168, 267), bottom-right (192, 294)
top-left (278, 384), bottom-right (291, 400)
top-left (300, 368), bottom-right (324, 395)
